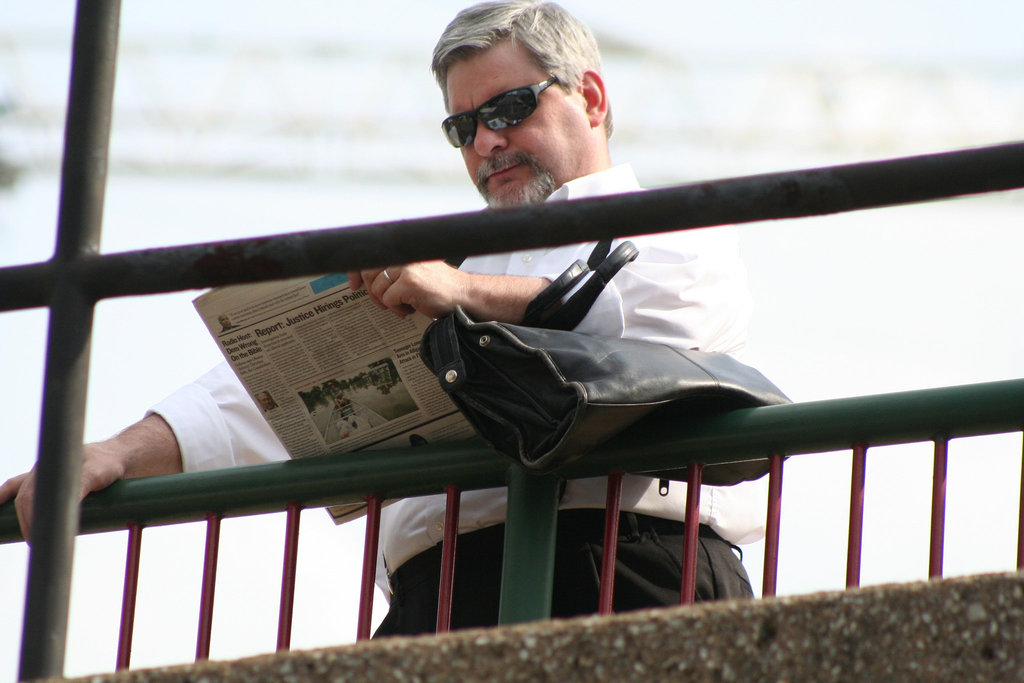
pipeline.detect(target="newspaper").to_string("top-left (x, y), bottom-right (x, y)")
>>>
top-left (193, 273), bottom-right (475, 523)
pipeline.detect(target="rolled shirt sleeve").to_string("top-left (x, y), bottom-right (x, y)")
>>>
top-left (149, 361), bottom-right (289, 472)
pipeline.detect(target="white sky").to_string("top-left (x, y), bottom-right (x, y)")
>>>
top-left (1, 0), bottom-right (1023, 679)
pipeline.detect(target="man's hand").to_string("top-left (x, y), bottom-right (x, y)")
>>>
top-left (348, 261), bottom-right (454, 319)
top-left (0, 414), bottom-right (183, 543)
top-left (0, 444), bottom-right (126, 542)
top-left (348, 260), bottom-right (549, 323)
top-left (0, 471), bottom-right (33, 538)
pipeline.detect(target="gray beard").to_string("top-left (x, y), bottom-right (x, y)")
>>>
top-left (475, 151), bottom-right (556, 207)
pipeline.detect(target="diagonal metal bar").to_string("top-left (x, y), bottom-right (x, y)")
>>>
top-left (2, 142), bottom-right (1023, 313)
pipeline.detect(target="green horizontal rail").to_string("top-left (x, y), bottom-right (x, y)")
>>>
top-left (2, 377), bottom-right (1022, 544)
top-left (577, 376), bottom-right (1024, 478)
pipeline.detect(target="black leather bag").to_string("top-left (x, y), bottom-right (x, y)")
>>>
top-left (420, 241), bottom-right (790, 484)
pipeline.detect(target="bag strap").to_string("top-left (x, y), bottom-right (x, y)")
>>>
top-left (541, 240), bottom-right (639, 331)
top-left (587, 238), bottom-right (612, 270)
top-left (520, 238), bottom-right (610, 327)
top-left (520, 239), bottom-right (638, 330)
top-left (519, 240), bottom-right (602, 328)
top-left (520, 259), bottom-right (588, 327)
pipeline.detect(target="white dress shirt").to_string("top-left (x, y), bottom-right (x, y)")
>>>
top-left (151, 164), bottom-right (767, 597)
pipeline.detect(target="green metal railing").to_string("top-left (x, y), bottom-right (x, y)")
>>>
top-left (4, 378), bottom-right (1023, 542)
top-left (3, 378), bottom-right (1024, 648)
top-left (5, 378), bottom-right (1024, 631)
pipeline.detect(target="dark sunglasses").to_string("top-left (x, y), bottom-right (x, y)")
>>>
top-left (442, 78), bottom-right (557, 148)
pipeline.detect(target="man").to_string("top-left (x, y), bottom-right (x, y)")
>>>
top-left (1, 1), bottom-right (764, 636)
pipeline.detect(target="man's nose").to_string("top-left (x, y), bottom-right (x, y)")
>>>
top-left (472, 121), bottom-right (508, 156)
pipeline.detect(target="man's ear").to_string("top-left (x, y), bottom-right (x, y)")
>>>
top-left (579, 69), bottom-right (609, 130)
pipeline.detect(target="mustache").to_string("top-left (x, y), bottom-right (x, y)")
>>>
top-left (475, 151), bottom-right (540, 187)
top-left (473, 150), bottom-right (556, 207)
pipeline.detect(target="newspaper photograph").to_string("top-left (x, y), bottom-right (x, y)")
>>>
top-left (193, 273), bottom-right (475, 522)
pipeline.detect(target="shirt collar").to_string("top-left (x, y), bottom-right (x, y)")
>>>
top-left (546, 164), bottom-right (641, 202)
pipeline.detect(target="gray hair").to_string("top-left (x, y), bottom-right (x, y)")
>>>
top-left (432, 1), bottom-right (612, 136)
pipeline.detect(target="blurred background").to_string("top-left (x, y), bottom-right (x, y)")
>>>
top-left (2, 0), bottom-right (1022, 678)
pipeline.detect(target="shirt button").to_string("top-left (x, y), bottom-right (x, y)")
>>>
top-left (521, 253), bottom-right (533, 263)
top-left (433, 522), bottom-right (444, 531)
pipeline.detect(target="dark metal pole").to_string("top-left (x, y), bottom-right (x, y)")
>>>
top-left (19, 0), bottom-right (120, 679)
top-left (3, 142), bottom-right (1023, 313)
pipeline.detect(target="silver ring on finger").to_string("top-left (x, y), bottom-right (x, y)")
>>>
top-left (382, 269), bottom-right (394, 284)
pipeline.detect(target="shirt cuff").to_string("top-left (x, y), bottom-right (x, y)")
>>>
top-left (149, 380), bottom-right (236, 473)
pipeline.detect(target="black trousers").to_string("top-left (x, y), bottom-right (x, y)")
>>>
top-left (374, 509), bottom-right (753, 637)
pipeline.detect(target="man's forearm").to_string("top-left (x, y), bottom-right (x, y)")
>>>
top-left (100, 413), bottom-right (184, 479)
top-left (348, 261), bottom-right (549, 323)
top-left (2, 413), bottom-right (184, 541)
top-left (458, 272), bottom-right (549, 323)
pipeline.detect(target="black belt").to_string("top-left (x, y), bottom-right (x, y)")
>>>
top-left (392, 509), bottom-right (716, 584)
top-left (557, 508), bottom-right (717, 540)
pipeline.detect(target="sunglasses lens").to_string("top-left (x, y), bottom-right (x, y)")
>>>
top-left (442, 113), bottom-right (476, 147)
top-left (479, 88), bottom-right (537, 131)
top-left (442, 80), bottom-right (552, 148)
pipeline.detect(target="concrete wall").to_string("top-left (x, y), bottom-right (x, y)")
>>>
top-left (44, 571), bottom-right (1024, 682)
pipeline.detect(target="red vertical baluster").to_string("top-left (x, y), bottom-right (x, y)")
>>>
top-left (436, 484), bottom-right (461, 633)
top-left (277, 503), bottom-right (303, 651)
top-left (680, 463), bottom-right (703, 605)
top-left (598, 471), bottom-right (624, 615)
top-left (356, 495), bottom-right (383, 641)
top-left (196, 512), bottom-right (221, 661)
top-left (116, 522), bottom-right (143, 671)
top-left (1017, 432), bottom-right (1024, 570)
top-left (929, 439), bottom-right (948, 579)
top-left (846, 443), bottom-right (867, 589)
top-left (761, 454), bottom-right (784, 598)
